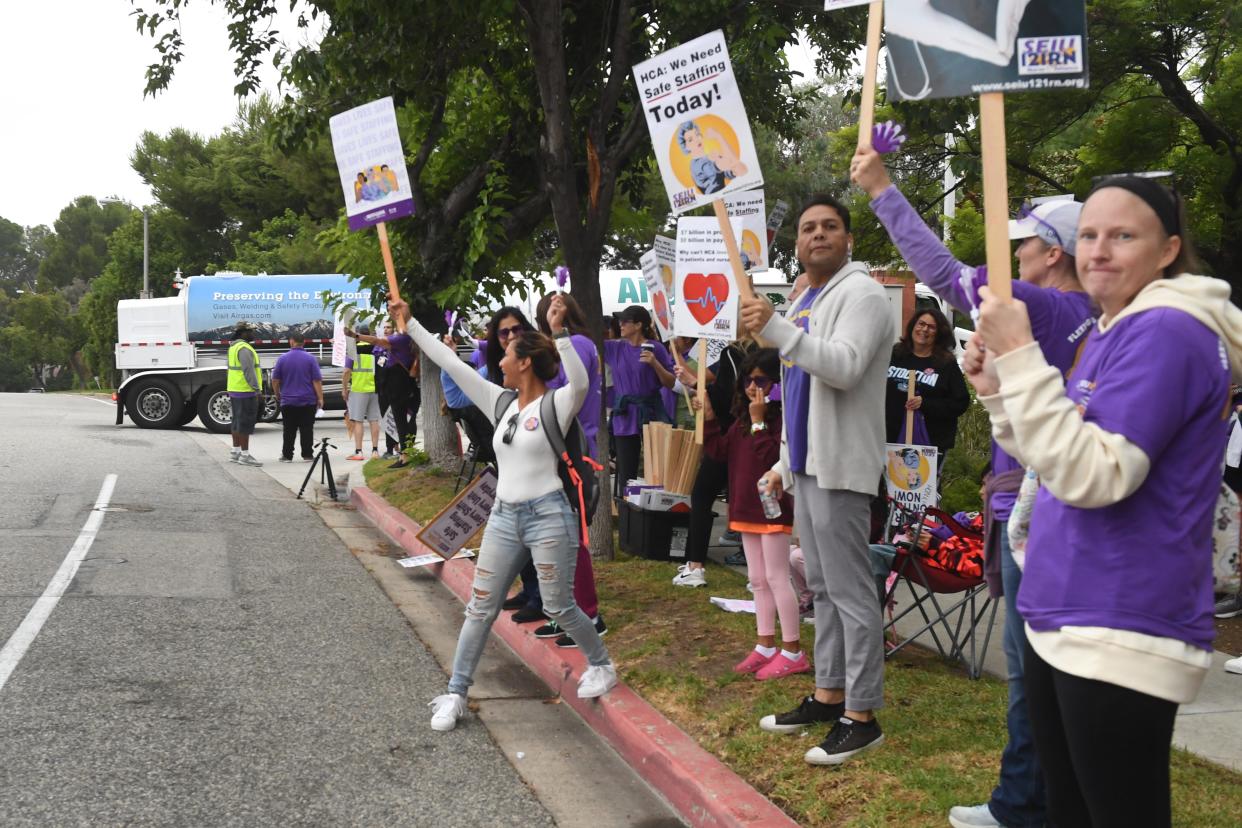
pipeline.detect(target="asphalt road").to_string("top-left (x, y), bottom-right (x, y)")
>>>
top-left (0, 393), bottom-right (557, 826)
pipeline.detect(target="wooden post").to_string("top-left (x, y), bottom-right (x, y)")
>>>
top-left (695, 338), bottom-right (707, 444)
top-left (670, 344), bottom-right (695, 415)
top-left (857, 1), bottom-right (884, 150)
top-left (712, 199), bottom-right (755, 301)
top-left (375, 221), bottom-right (404, 322)
top-left (979, 93), bottom-right (1013, 301)
top-left (905, 368), bottom-right (916, 444)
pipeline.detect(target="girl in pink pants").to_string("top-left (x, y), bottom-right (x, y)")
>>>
top-left (701, 348), bottom-right (806, 680)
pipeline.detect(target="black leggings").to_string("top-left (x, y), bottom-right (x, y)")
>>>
top-left (1023, 639), bottom-right (1178, 828)
top-left (686, 456), bottom-right (728, 564)
top-left (614, 434), bottom-right (642, 498)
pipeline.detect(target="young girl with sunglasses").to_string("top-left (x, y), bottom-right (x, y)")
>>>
top-left (387, 297), bottom-right (617, 732)
top-left (700, 348), bottom-right (806, 680)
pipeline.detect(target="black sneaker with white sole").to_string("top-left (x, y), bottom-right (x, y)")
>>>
top-left (804, 717), bottom-right (884, 765)
top-left (758, 695), bottom-right (845, 734)
top-left (1215, 593), bottom-right (1242, 619)
top-left (554, 615), bottom-right (608, 648)
top-left (534, 620), bottom-right (563, 639)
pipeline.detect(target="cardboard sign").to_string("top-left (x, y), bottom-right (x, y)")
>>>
top-left (766, 199), bottom-right (790, 245)
top-left (415, 467), bottom-right (497, 559)
top-left (884, 444), bottom-right (939, 510)
top-left (885, 0), bottom-right (1088, 101)
top-left (673, 216), bottom-right (742, 340)
top-left (633, 30), bottom-right (763, 213)
top-left (640, 249), bottom-right (675, 340)
top-left (329, 97), bottom-right (416, 231)
top-left (722, 190), bottom-right (768, 272)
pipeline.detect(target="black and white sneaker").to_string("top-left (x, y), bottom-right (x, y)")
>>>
top-left (534, 620), bottom-right (563, 639)
top-left (758, 695), bottom-right (845, 734)
top-left (804, 717), bottom-right (884, 765)
top-left (1215, 593), bottom-right (1242, 619)
top-left (554, 616), bottom-right (608, 649)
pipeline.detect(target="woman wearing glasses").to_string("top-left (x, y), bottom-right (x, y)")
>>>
top-left (387, 297), bottom-right (617, 732)
top-left (604, 305), bottom-right (675, 496)
top-left (966, 176), bottom-right (1241, 826)
top-left (884, 306), bottom-right (969, 457)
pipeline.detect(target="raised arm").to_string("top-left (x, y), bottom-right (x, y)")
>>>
top-left (551, 335), bottom-right (588, 432)
top-left (388, 303), bottom-right (503, 414)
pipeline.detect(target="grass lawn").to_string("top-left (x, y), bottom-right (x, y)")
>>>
top-left (365, 464), bottom-right (1242, 827)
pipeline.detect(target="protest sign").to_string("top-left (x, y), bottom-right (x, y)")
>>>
top-left (885, 0), bottom-right (1088, 101)
top-left (632, 30), bottom-right (763, 214)
top-left (723, 190), bottom-right (768, 272)
top-left (673, 216), bottom-right (742, 341)
top-left (329, 97), bottom-right (415, 231)
top-left (766, 199), bottom-right (789, 245)
top-left (416, 467), bottom-right (498, 559)
top-left (640, 249), bottom-right (675, 340)
top-left (884, 444), bottom-right (939, 510)
top-left (653, 235), bottom-right (677, 302)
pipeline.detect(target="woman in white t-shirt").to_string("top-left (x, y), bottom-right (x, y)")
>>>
top-left (385, 297), bottom-right (617, 732)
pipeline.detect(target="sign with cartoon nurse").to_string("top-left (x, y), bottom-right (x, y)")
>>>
top-left (884, 444), bottom-right (939, 509)
top-left (329, 96), bottom-right (415, 231)
top-left (653, 235), bottom-right (677, 302)
top-left (632, 30), bottom-right (763, 214)
top-left (722, 190), bottom-right (768, 272)
top-left (672, 216), bottom-right (742, 341)
top-left (640, 249), bottom-right (675, 340)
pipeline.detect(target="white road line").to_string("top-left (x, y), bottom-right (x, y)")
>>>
top-left (0, 474), bottom-right (118, 694)
top-left (83, 397), bottom-right (116, 407)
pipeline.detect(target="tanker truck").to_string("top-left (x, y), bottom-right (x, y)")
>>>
top-left (114, 273), bottom-right (373, 432)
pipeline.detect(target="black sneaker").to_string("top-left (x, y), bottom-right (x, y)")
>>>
top-left (502, 595), bottom-right (527, 611)
top-left (1215, 593), bottom-right (1242, 619)
top-left (535, 620), bottom-right (563, 639)
top-left (510, 605), bottom-right (545, 624)
top-left (804, 717), bottom-right (884, 765)
top-left (554, 616), bottom-right (608, 649)
top-left (723, 550), bottom-right (747, 567)
top-left (758, 696), bottom-right (845, 734)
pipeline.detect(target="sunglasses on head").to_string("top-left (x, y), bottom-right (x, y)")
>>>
top-left (1015, 202), bottom-right (1066, 250)
top-left (497, 324), bottom-right (525, 340)
top-left (502, 413), bottom-right (519, 445)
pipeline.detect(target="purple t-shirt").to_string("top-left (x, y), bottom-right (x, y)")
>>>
top-left (871, 186), bottom-right (1097, 519)
top-left (1018, 309), bottom-right (1230, 650)
top-left (783, 285), bottom-right (822, 474)
top-left (272, 348), bottom-right (322, 407)
top-left (547, 334), bottom-right (602, 457)
top-left (603, 339), bottom-right (674, 436)
top-left (385, 333), bottom-right (415, 370)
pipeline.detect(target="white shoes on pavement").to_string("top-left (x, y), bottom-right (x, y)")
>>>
top-left (577, 663), bottom-right (618, 699)
top-left (237, 452), bottom-right (263, 466)
top-left (672, 564), bottom-right (706, 587)
top-left (229, 447), bottom-right (241, 463)
top-left (1226, 655), bottom-right (1242, 675)
top-left (429, 693), bottom-right (468, 731)
top-left (948, 804), bottom-right (1003, 827)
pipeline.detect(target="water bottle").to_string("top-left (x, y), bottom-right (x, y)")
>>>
top-left (758, 478), bottom-right (782, 519)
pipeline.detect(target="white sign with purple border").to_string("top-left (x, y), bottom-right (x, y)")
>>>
top-left (329, 97), bottom-right (415, 231)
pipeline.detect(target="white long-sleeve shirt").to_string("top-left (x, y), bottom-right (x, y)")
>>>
top-left (406, 319), bottom-right (587, 502)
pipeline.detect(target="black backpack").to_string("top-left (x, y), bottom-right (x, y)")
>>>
top-left (493, 390), bottom-right (602, 540)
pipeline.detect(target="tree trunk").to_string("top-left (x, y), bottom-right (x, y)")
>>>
top-left (419, 359), bottom-right (459, 467)
top-left (588, 387), bottom-right (615, 560)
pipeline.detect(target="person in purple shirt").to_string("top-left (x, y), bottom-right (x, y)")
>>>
top-left (351, 300), bottom-right (420, 469)
top-left (853, 146), bottom-right (1094, 828)
top-left (373, 320), bottom-right (401, 459)
top-left (966, 175), bottom-right (1241, 828)
top-left (603, 305), bottom-right (675, 496)
top-left (271, 332), bottom-right (324, 462)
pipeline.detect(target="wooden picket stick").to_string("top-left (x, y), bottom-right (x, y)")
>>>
top-left (712, 199), bottom-right (756, 301)
top-left (979, 93), bottom-right (1013, 301)
top-left (669, 344), bottom-right (695, 414)
top-left (905, 368), bottom-right (916, 444)
top-left (375, 221), bottom-right (404, 323)
top-left (695, 338), bottom-right (707, 444)
top-left (857, 1), bottom-right (885, 150)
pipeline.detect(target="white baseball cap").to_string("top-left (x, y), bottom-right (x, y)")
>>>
top-left (1008, 200), bottom-right (1082, 256)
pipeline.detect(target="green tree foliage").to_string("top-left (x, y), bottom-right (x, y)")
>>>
top-left (36, 197), bottom-right (131, 290)
top-left (225, 208), bottom-right (335, 274)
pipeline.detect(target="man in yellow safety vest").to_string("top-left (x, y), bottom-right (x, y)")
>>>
top-left (227, 321), bottom-right (264, 466)
top-left (342, 327), bottom-right (381, 460)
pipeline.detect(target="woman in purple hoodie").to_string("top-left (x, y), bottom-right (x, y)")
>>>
top-left (966, 176), bottom-right (1242, 827)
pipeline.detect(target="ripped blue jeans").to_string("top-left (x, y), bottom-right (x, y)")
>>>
top-left (448, 489), bottom-right (610, 696)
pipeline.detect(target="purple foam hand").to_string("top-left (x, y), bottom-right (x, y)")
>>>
top-left (871, 121), bottom-right (907, 155)
top-left (444, 310), bottom-right (458, 332)
top-left (554, 265), bottom-right (570, 289)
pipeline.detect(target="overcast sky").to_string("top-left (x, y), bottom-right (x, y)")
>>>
top-left (0, 2), bottom-right (821, 231)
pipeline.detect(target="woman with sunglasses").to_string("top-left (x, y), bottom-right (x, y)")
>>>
top-left (387, 297), bottom-right (617, 732)
top-left (885, 306), bottom-right (969, 457)
top-left (966, 176), bottom-right (1241, 826)
top-left (604, 305), bottom-right (675, 496)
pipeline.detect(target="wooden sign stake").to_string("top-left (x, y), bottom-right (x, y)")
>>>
top-left (979, 93), bottom-right (1013, 301)
top-left (857, 1), bottom-right (884, 150)
top-left (712, 198), bottom-right (756, 302)
top-left (375, 221), bottom-right (404, 323)
top-left (670, 345), bottom-right (695, 415)
top-left (695, 338), bottom-right (707, 444)
top-left (905, 368), bottom-right (916, 443)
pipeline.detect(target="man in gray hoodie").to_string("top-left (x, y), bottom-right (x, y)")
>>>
top-left (741, 195), bottom-right (892, 766)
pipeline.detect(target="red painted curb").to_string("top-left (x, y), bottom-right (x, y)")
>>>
top-left (351, 486), bottom-right (798, 828)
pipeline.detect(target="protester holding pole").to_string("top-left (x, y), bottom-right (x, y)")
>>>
top-left (852, 147), bottom-right (1093, 828)
top-left (743, 195), bottom-right (892, 766)
top-left (964, 176), bottom-right (1242, 828)
top-left (388, 296), bottom-right (617, 731)
top-left (884, 307), bottom-right (969, 457)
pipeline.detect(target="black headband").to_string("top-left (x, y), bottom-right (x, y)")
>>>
top-left (1088, 176), bottom-right (1180, 238)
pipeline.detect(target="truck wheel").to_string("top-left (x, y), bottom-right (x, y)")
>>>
top-left (197, 383), bottom-right (233, 434)
top-left (125, 377), bottom-right (183, 429)
top-left (260, 394), bottom-right (280, 423)
top-left (177, 404), bottom-right (199, 426)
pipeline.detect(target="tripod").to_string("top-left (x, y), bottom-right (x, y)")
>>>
top-left (298, 437), bottom-right (338, 500)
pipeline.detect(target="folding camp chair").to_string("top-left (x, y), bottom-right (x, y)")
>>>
top-left (880, 502), bottom-right (998, 679)
top-left (452, 406), bottom-right (496, 492)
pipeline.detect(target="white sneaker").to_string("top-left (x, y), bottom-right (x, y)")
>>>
top-left (428, 693), bottom-right (467, 731)
top-left (948, 804), bottom-right (1002, 827)
top-left (577, 663), bottom-right (618, 699)
top-left (1226, 655), bottom-right (1242, 675)
top-left (237, 452), bottom-right (263, 467)
top-left (229, 448), bottom-right (241, 463)
top-left (672, 566), bottom-right (706, 587)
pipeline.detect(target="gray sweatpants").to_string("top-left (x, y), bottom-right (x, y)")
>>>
top-left (793, 475), bottom-right (885, 711)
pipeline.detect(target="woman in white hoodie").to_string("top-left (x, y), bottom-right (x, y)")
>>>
top-left (965, 175), bottom-right (1242, 827)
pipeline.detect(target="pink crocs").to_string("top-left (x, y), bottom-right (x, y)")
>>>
top-left (733, 649), bottom-right (776, 675)
top-left (756, 651), bottom-right (811, 681)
